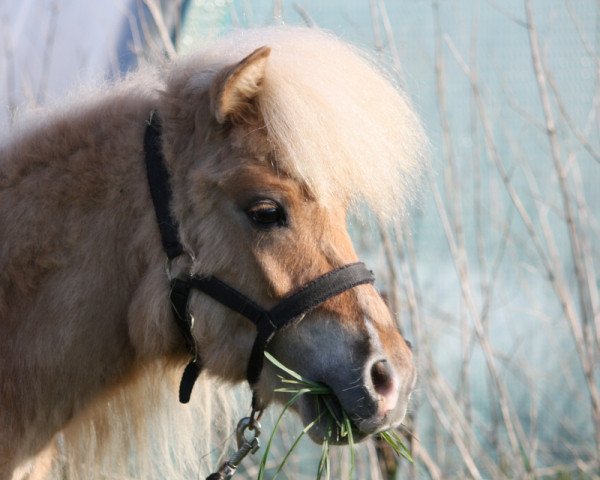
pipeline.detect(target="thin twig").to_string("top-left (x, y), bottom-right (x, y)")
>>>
top-left (292, 4), bottom-right (315, 28)
top-left (430, 176), bottom-right (529, 476)
top-left (37, 0), bottom-right (60, 104)
top-left (1, 16), bottom-right (16, 126)
top-left (143, 0), bottom-right (177, 58)
top-left (525, 0), bottom-right (600, 459)
top-left (376, 0), bottom-right (406, 88)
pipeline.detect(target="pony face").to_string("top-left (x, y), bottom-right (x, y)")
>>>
top-left (183, 122), bottom-right (416, 441)
top-left (162, 39), bottom-right (421, 441)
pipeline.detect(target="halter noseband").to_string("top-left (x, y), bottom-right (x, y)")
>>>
top-left (143, 112), bottom-right (375, 404)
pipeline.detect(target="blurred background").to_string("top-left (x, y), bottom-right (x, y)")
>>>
top-left (1, 0), bottom-right (598, 478)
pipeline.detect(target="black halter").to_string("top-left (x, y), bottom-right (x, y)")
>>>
top-left (143, 112), bottom-right (375, 404)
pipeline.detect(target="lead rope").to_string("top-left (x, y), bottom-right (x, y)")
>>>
top-left (206, 413), bottom-right (262, 480)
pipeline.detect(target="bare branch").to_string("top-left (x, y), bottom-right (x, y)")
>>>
top-left (1, 16), bottom-right (16, 126)
top-left (525, 0), bottom-right (600, 457)
top-left (36, 0), bottom-right (60, 104)
top-left (143, 0), bottom-right (177, 58)
top-left (292, 3), bottom-right (315, 28)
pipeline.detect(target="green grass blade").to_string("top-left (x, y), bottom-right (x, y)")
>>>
top-left (262, 353), bottom-right (413, 479)
top-left (320, 396), bottom-right (343, 430)
top-left (265, 351), bottom-right (305, 382)
top-left (265, 352), bottom-right (329, 390)
top-left (343, 411), bottom-right (356, 478)
top-left (316, 435), bottom-right (330, 480)
top-left (274, 387), bottom-right (313, 395)
top-left (272, 411), bottom-right (324, 480)
top-left (257, 390), bottom-right (304, 480)
top-left (380, 430), bottom-right (413, 463)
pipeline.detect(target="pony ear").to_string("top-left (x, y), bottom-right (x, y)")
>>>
top-left (210, 46), bottom-right (271, 124)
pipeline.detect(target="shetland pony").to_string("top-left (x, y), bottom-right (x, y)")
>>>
top-left (0, 27), bottom-right (425, 479)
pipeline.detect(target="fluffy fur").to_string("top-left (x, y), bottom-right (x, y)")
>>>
top-left (0, 27), bottom-right (424, 479)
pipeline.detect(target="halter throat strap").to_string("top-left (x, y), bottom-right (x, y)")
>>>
top-left (143, 112), bottom-right (375, 403)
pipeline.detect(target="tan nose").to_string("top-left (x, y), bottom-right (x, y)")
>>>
top-left (370, 359), bottom-right (399, 416)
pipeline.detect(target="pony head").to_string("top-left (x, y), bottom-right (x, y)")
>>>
top-left (159, 27), bottom-right (425, 441)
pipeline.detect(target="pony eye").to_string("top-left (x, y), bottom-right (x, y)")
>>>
top-left (245, 199), bottom-right (286, 228)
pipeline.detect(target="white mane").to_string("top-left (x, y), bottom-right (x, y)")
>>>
top-left (173, 26), bottom-right (427, 220)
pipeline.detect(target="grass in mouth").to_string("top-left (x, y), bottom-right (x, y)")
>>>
top-left (257, 352), bottom-right (413, 480)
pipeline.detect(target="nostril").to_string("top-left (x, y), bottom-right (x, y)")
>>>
top-left (370, 359), bottom-right (395, 397)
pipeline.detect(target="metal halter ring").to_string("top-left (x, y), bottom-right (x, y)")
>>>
top-left (236, 417), bottom-right (261, 449)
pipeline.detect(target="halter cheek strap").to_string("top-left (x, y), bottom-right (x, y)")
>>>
top-left (143, 112), bottom-right (375, 403)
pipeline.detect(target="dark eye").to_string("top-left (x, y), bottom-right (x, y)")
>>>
top-left (245, 199), bottom-right (287, 228)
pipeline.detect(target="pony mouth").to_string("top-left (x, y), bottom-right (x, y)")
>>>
top-left (294, 392), bottom-right (369, 445)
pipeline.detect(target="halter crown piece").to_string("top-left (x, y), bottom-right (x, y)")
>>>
top-left (143, 111), bottom-right (375, 405)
